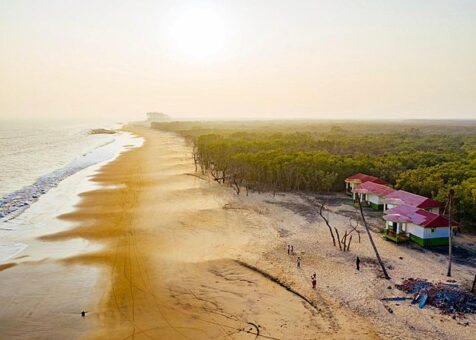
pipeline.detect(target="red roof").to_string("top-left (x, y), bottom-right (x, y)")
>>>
top-left (345, 173), bottom-right (388, 185)
top-left (385, 190), bottom-right (440, 209)
top-left (353, 182), bottom-right (395, 196)
top-left (384, 205), bottom-right (456, 228)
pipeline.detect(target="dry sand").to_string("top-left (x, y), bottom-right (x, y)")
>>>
top-left (241, 193), bottom-right (476, 340)
top-left (55, 125), bottom-right (376, 339)
top-left (1, 125), bottom-right (474, 339)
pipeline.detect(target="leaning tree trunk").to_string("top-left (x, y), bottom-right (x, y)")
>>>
top-left (356, 194), bottom-right (390, 280)
top-left (347, 235), bottom-right (353, 251)
top-left (334, 228), bottom-right (342, 251)
top-left (318, 203), bottom-right (337, 247)
top-left (471, 273), bottom-right (476, 293)
top-left (447, 189), bottom-right (455, 277)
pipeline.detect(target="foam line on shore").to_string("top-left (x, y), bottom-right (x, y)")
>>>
top-left (0, 131), bottom-right (141, 222)
top-left (0, 130), bottom-right (144, 262)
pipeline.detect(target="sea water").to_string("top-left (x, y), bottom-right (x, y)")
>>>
top-left (0, 119), bottom-right (143, 260)
top-left (0, 119), bottom-right (123, 219)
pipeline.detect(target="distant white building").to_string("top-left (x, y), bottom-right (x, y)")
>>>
top-left (147, 112), bottom-right (170, 122)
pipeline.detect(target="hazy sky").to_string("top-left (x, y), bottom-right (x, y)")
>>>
top-left (1, 0), bottom-right (475, 121)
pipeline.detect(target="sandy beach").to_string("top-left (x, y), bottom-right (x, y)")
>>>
top-left (1, 125), bottom-right (475, 339)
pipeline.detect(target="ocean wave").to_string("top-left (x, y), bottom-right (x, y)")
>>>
top-left (0, 137), bottom-right (121, 222)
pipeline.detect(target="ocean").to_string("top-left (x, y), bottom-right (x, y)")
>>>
top-left (0, 119), bottom-right (137, 222)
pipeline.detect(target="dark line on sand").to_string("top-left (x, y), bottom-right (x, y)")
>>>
top-left (0, 263), bottom-right (17, 272)
top-left (184, 173), bottom-right (207, 181)
top-left (235, 260), bottom-right (319, 311)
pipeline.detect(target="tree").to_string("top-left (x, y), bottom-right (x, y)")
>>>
top-left (446, 189), bottom-right (455, 277)
top-left (317, 201), bottom-right (337, 247)
top-left (356, 194), bottom-right (390, 280)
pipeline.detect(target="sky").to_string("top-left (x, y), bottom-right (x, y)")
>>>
top-left (0, 0), bottom-right (475, 121)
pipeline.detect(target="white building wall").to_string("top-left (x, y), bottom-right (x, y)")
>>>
top-left (406, 224), bottom-right (449, 239)
top-left (406, 223), bottom-right (425, 238)
top-left (368, 194), bottom-right (380, 205)
top-left (367, 194), bottom-right (389, 205)
top-left (423, 227), bottom-right (449, 239)
top-left (384, 203), bottom-right (396, 212)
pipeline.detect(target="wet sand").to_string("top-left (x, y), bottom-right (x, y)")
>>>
top-left (1, 125), bottom-right (375, 339)
top-left (0, 263), bottom-right (16, 271)
top-left (2, 124), bottom-right (475, 339)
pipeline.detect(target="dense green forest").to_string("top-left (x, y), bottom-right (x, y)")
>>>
top-left (153, 121), bottom-right (476, 226)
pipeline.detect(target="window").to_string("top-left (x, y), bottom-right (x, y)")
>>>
top-left (431, 228), bottom-right (435, 233)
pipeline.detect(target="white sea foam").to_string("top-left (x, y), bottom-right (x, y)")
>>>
top-left (0, 121), bottom-right (131, 221)
top-left (0, 123), bottom-right (144, 261)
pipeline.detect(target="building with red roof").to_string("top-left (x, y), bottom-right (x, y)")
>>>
top-left (352, 182), bottom-right (396, 210)
top-left (383, 205), bottom-right (457, 247)
top-left (384, 190), bottom-right (440, 214)
top-left (344, 173), bottom-right (388, 195)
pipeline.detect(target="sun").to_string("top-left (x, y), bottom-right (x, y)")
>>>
top-left (165, 5), bottom-right (229, 61)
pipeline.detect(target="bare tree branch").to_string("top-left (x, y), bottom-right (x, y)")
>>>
top-left (334, 227), bottom-right (342, 251)
top-left (317, 201), bottom-right (337, 247)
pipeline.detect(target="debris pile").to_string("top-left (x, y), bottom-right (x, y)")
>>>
top-left (396, 278), bottom-right (476, 315)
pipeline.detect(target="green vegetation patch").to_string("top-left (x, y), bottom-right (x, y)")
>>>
top-left (153, 120), bottom-right (476, 227)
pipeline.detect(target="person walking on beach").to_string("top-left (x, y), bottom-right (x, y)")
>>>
top-left (297, 256), bottom-right (301, 268)
top-left (311, 273), bottom-right (317, 289)
top-left (291, 245), bottom-right (294, 254)
top-left (287, 245), bottom-right (291, 255)
top-left (356, 256), bottom-right (361, 271)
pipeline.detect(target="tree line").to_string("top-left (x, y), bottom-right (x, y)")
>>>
top-left (154, 122), bottom-right (476, 227)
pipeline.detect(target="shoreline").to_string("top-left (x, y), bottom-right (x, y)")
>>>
top-left (0, 127), bottom-right (137, 224)
top-left (0, 129), bottom-right (143, 339)
top-left (1, 124), bottom-right (474, 339)
top-left (0, 130), bottom-right (143, 261)
top-left (36, 125), bottom-right (377, 339)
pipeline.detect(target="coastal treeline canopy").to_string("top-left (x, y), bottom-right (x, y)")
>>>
top-left (154, 121), bottom-right (476, 226)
